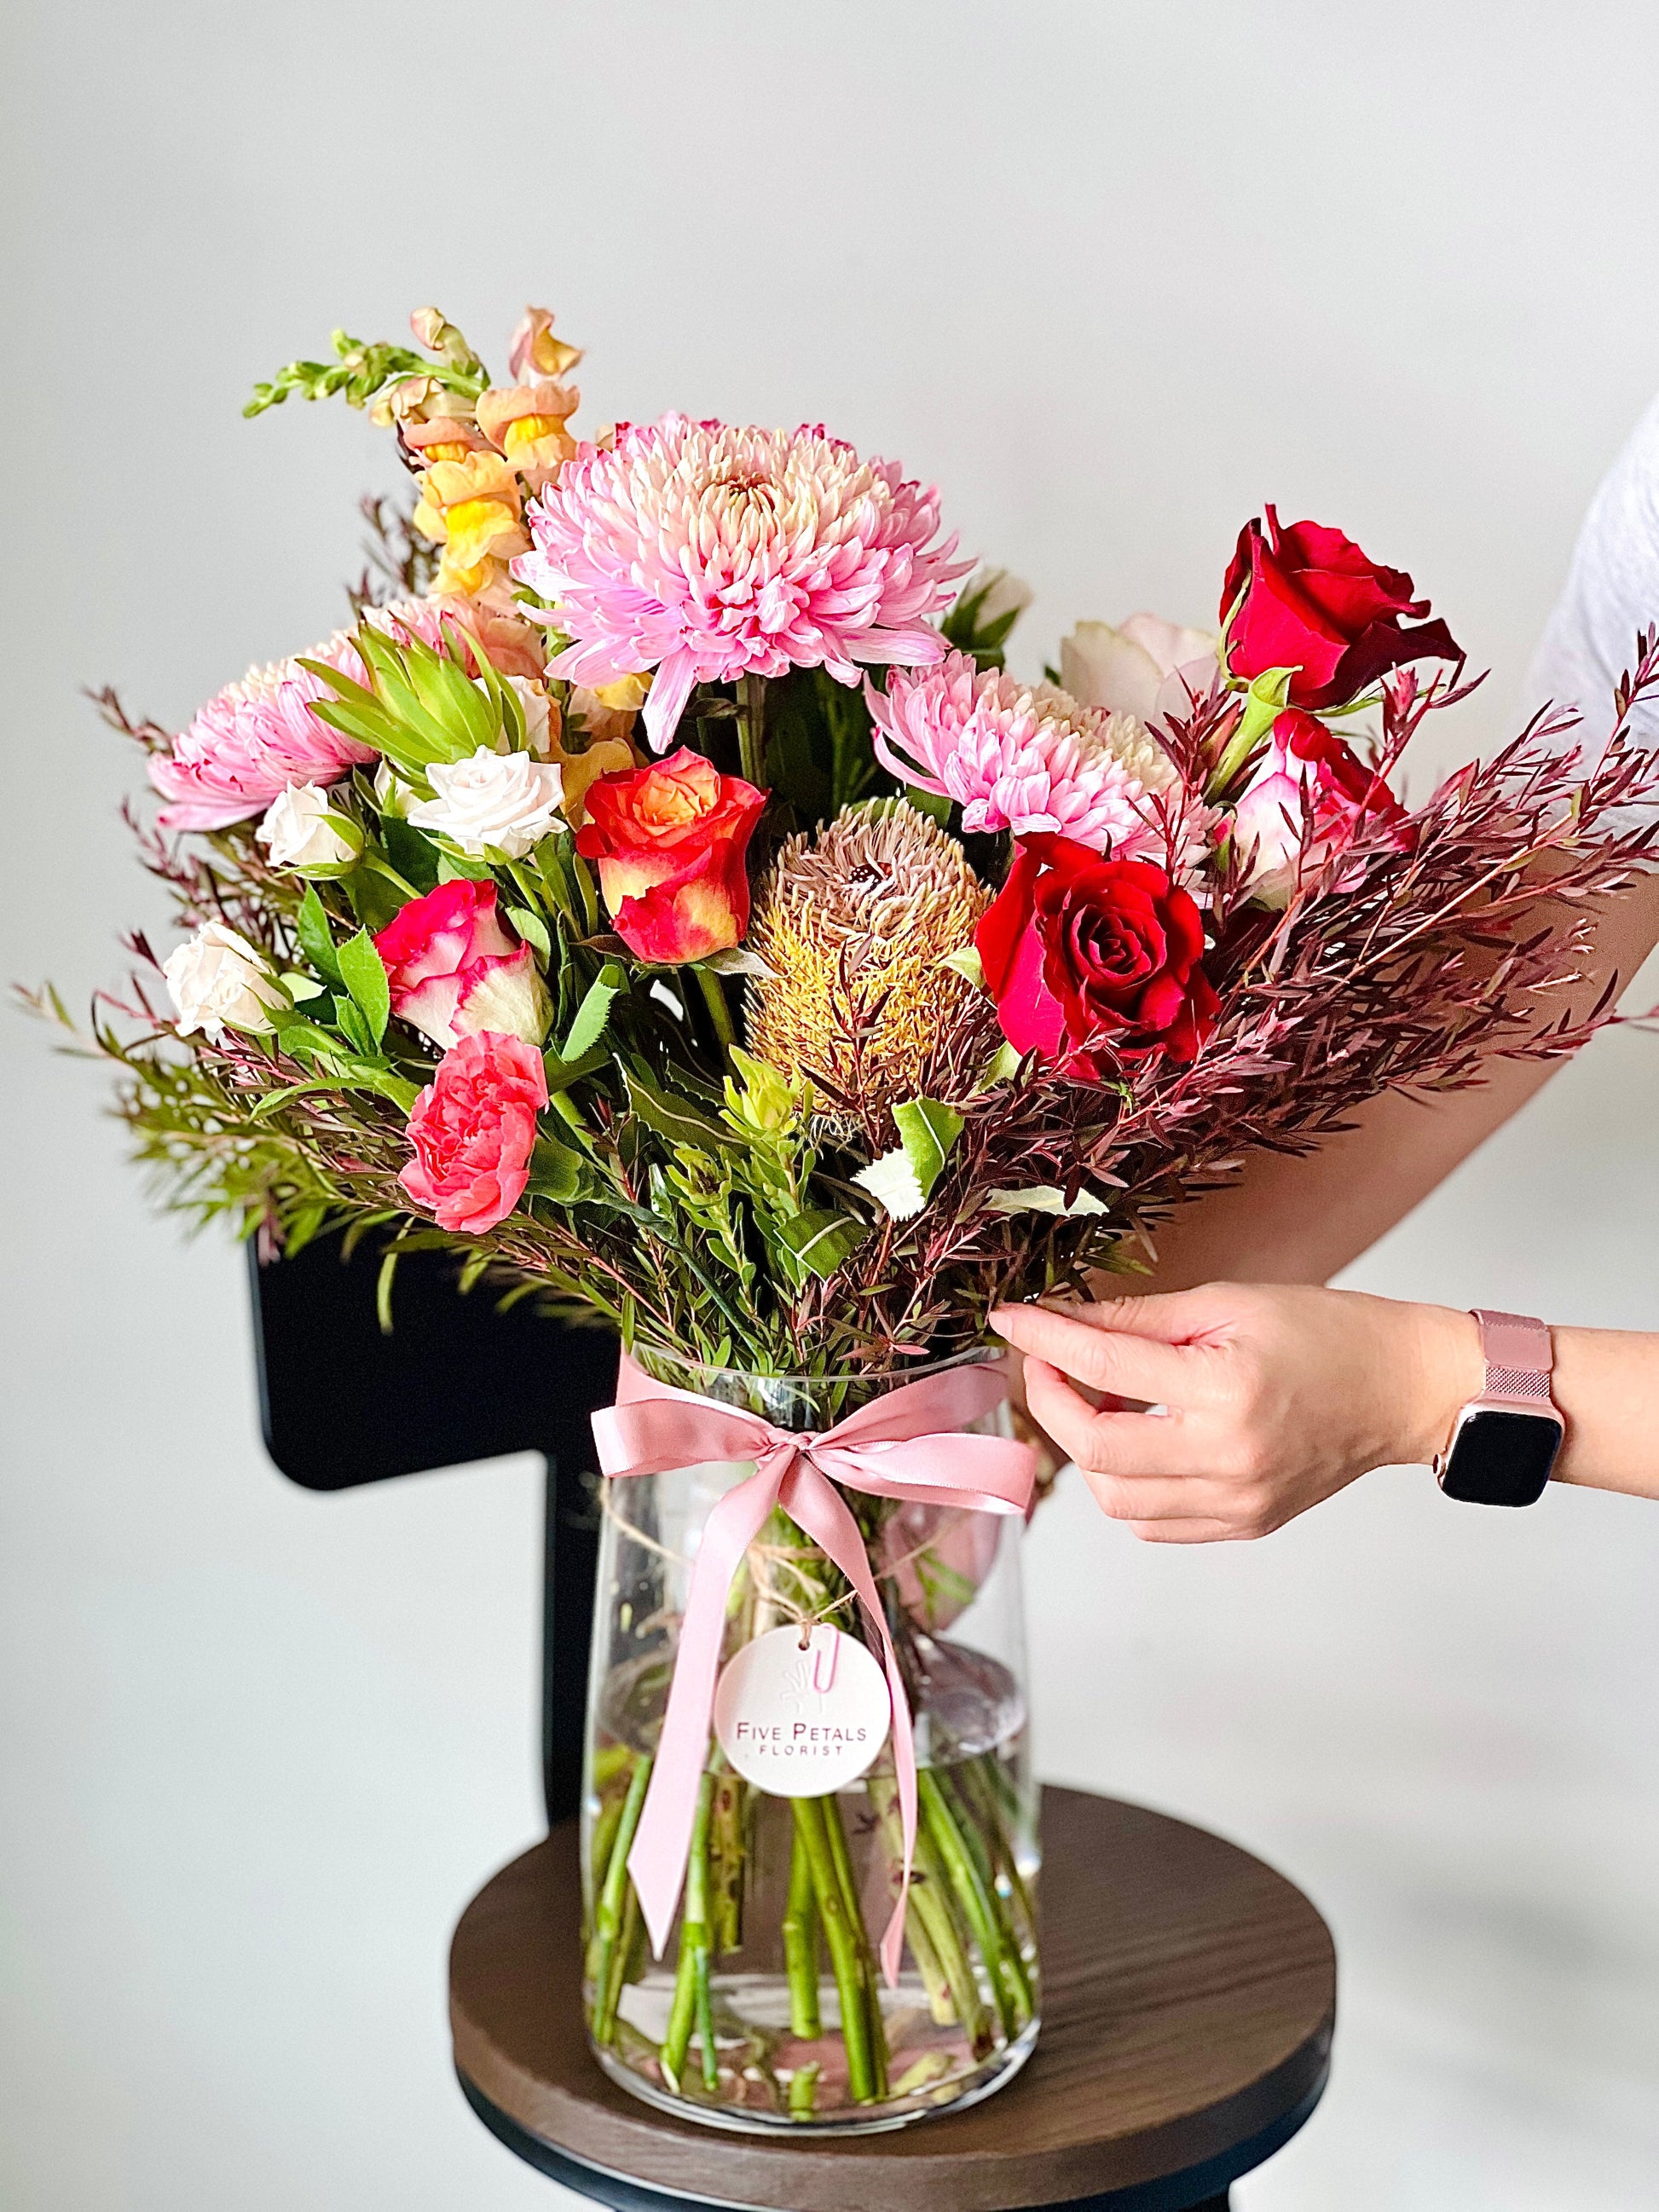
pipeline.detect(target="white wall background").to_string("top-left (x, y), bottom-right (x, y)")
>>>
top-left (5, 3), bottom-right (1659, 2207)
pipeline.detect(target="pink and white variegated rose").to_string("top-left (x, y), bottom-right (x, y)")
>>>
top-left (869, 652), bottom-right (1196, 863)
top-left (149, 599), bottom-right (454, 833)
top-left (513, 414), bottom-right (972, 752)
top-left (373, 879), bottom-right (550, 1050)
top-left (1061, 614), bottom-right (1219, 728)
top-left (1230, 707), bottom-right (1413, 908)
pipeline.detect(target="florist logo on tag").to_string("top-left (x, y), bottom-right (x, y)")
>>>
top-left (714, 1625), bottom-right (892, 1796)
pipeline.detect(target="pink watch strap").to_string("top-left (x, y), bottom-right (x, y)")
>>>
top-left (1472, 1308), bottom-right (1555, 1406)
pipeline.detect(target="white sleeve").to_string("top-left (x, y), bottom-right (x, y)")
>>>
top-left (1523, 393), bottom-right (1659, 757)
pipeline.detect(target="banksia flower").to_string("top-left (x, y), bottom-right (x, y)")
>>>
top-left (746, 800), bottom-right (997, 1129)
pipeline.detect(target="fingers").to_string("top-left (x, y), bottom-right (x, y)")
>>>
top-left (1022, 1359), bottom-right (1199, 1478)
top-left (991, 1300), bottom-right (1192, 1405)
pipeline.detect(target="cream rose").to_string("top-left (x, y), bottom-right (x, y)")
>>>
top-left (407, 746), bottom-right (564, 858)
top-left (1061, 613), bottom-right (1218, 728)
top-left (163, 922), bottom-right (286, 1041)
top-left (256, 782), bottom-right (364, 873)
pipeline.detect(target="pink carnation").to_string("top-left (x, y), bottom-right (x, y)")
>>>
top-left (869, 653), bottom-right (1188, 861)
top-left (149, 600), bottom-right (453, 832)
top-left (398, 1030), bottom-right (548, 1235)
top-left (513, 414), bottom-right (972, 752)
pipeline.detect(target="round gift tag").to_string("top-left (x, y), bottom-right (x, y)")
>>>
top-left (714, 1624), bottom-right (890, 1796)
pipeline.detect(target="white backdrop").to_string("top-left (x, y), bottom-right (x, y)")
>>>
top-left (5, 4), bottom-right (1659, 2207)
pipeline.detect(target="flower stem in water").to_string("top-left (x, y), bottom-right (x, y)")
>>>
top-left (783, 1806), bottom-right (823, 2038)
top-left (591, 1754), bottom-right (652, 2045)
top-left (660, 1770), bottom-right (717, 2093)
top-left (794, 1794), bottom-right (878, 2105)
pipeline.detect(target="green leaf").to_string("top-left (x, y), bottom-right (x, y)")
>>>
top-left (905, 783), bottom-right (952, 828)
top-left (335, 1000), bottom-right (377, 1058)
top-left (542, 1042), bottom-right (611, 1094)
top-left (436, 851), bottom-right (496, 883)
top-left (892, 1097), bottom-right (964, 1203)
top-left (380, 816), bottom-right (442, 893)
top-left (560, 962), bottom-right (626, 1061)
top-left (338, 929), bottom-right (390, 1047)
top-left (296, 886), bottom-right (344, 986)
top-left (777, 1209), bottom-right (864, 1279)
top-left (524, 1130), bottom-right (587, 1202)
top-left (622, 1070), bottom-right (736, 1152)
top-left (978, 1040), bottom-right (1024, 1089)
top-left (376, 1248), bottom-right (399, 1335)
top-left (507, 905), bottom-right (552, 962)
top-left (940, 944), bottom-right (985, 990)
top-left (268, 1010), bottom-right (345, 1060)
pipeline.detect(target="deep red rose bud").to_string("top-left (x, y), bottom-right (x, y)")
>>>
top-left (975, 835), bottom-right (1218, 1074)
top-left (1221, 506), bottom-right (1460, 711)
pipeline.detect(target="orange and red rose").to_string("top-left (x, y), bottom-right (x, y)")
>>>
top-left (975, 835), bottom-right (1217, 1073)
top-left (1222, 508), bottom-right (1460, 711)
top-left (575, 748), bottom-right (765, 964)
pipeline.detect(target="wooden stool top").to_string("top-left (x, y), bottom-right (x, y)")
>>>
top-left (449, 1785), bottom-right (1334, 2211)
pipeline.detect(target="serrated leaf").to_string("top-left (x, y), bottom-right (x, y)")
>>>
top-left (893, 1097), bottom-right (963, 1202)
top-left (296, 886), bottom-right (344, 985)
top-left (338, 929), bottom-right (390, 1046)
top-left (542, 1042), bottom-right (610, 1094)
top-left (335, 1000), bottom-right (376, 1057)
top-left (777, 1209), bottom-right (864, 1279)
top-left (507, 905), bottom-right (552, 962)
top-left (622, 1070), bottom-right (735, 1152)
top-left (982, 1185), bottom-right (1110, 1219)
top-left (560, 962), bottom-right (625, 1060)
top-left (853, 1147), bottom-right (927, 1222)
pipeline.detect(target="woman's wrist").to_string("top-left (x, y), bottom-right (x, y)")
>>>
top-left (1394, 1300), bottom-right (1484, 1467)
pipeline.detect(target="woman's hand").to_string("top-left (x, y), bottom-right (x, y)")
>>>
top-left (991, 1283), bottom-right (1482, 1542)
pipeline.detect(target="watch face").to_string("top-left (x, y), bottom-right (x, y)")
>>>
top-left (1439, 1407), bottom-right (1563, 1506)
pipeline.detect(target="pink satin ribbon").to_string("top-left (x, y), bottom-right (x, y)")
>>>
top-left (592, 1353), bottom-right (1037, 1985)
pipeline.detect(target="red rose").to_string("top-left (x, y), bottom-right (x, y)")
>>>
top-left (398, 1030), bottom-right (548, 1233)
top-left (975, 835), bottom-right (1218, 1073)
top-left (1221, 506), bottom-right (1460, 711)
top-left (575, 747), bottom-right (766, 964)
top-left (374, 878), bottom-right (549, 1049)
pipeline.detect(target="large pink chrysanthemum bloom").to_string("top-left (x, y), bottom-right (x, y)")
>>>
top-left (870, 652), bottom-right (1199, 861)
top-left (149, 600), bottom-right (453, 832)
top-left (513, 413), bottom-right (972, 751)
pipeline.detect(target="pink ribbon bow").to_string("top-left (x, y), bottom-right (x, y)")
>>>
top-left (592, 1353), bottom-right (1037, 1985)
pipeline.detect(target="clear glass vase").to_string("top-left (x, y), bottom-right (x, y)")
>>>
top-left (581, 1346), bottom-right (1040, 2134)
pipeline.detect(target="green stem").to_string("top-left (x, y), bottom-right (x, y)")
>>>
top-left (591, 1755), bottom-right (651, 2044)
top-left (788, 2059), bottom-right (820, 2118)
top-left (737, 672), bottom-right (768, 788)
top-left (821, 1790), bottom-right (887, 2099)
top-left (918, 1769), bottom-right (1029, 2041)
top-left (694, 964), bottom-right (737, 1054)
top-left (660, 1771), bottom-right (716, 2092)
top-left (794, 1795), bottom-right (877, 2105)
top-left (868, 1771), bottom-right (983, 2039)
top-left (708, 1769), bottom-right (746, 1955)
top-left (783, 1808), bottom-right (823, 2038)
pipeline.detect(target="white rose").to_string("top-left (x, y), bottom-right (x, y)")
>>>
top-left (407, 746), bottom-right (564, 858)
top-left (1061, 614), bottom-right (1219, 726)
top-left (256, 783), bottom-right (364, 873)
top-left (163, 922), bottom-right (286, 1042)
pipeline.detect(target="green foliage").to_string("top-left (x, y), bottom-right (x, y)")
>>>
top-left (764, 667), bottom-right (895, 827)
top-left (560, 962), bottom-right (626, 1061)
top-left (337, 930), bottom-right (390, 1048)
top-left (244, 328), bottom-right (488, 419)
top-left (301, 624), bottom-right (506, 789)
top-left (941, 570), bottom-right (1027, 672)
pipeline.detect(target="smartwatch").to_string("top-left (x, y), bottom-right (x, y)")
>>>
top-left (1434, 1308), bottom-right (1564, 1506)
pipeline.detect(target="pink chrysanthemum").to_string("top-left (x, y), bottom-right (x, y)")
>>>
top-left (513, 413), bottom-right (972, 752)
top-left (149, 600), bottom-right (453, 832)
top-left (869, 653), bottom-right (1194, 861)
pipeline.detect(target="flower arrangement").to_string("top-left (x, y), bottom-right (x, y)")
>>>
top-left (31, 303), bottom-right (1659, 2131)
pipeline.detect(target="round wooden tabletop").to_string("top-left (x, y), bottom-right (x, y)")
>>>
top-left (449, 1785), bottom-right (1335, 2212)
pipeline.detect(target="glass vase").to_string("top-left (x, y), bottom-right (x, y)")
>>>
top-left (581, 1346), bottom-right (1040, 2134)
